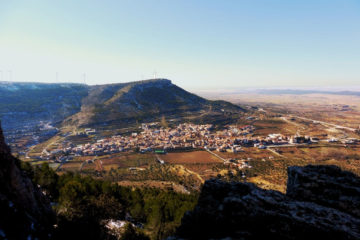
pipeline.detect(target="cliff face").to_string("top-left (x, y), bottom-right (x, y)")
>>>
top-left (0, 123), bottom-right (54, 239)
top-left (173, 165), bottom-right (360, 240)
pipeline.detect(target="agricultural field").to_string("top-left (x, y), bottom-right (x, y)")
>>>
top-left (51, 137), bottom-right (360, 194)
top-left (66, 134), bottom-right (94, 145)
top-left (239, 144), bottom-right (360, 192)
top-left (161, 151), bottom-right (224, 179)
top-left (203, 92), bottom-right (360, 132)
top-left (161, 151), bottom-right (221, 164)
top-left (59, 152), bottom-right (157, 173)
top-left (59, 160), bottom-right (83, 172)
top-left (215, 147), bottom-right (278, 160)
top-left (279, 145), bottom-right (360, 175)
top-left (21, 92), bottom-right (360, 195)
top-left (251, 119), bottom-right (294, 136)
top-left (59, 151), bottom-right (225, 190)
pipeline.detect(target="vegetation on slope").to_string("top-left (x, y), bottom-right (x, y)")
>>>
top-left (65, 79), bottom-right (244, 128)
top-left (0, 83), bottom-right (88, 130)
top-left (20, 162), bottom-right (198, 240)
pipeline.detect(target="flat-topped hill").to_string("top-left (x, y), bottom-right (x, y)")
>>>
top-left (64, 79), bottom-right (244, 128)
top-left (0, 79), bottom-right (244, 131)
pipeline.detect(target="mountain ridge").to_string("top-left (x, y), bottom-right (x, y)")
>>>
top-left (62, 78), bottom-right (244, 128)
top-left (0, 79), bottom-right (245, 148)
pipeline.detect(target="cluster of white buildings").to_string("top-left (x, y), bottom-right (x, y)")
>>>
top-left (45, 123), bottom-right (256, 158)
top-left (42, 122), bottom-right (359, 161)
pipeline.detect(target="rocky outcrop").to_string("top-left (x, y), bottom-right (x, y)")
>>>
top-left (287, 165), bottom-right (360, 218)
top-left (172, 165), bottom-right (360, 240)
top-left (0, 122), bottom-right (55, 239)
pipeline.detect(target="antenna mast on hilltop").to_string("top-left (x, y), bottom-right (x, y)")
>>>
top-left (153, 71), bottom-right (157, 79)
top-left (83, 73), bottom-right (87, 85)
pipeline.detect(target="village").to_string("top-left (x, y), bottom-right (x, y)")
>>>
top-left (38, 122), bottom-right (360, 164)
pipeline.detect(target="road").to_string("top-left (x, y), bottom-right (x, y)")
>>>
top-left (41, 135), bottom-right (64, 157)
top-left (280, 117), bottom-right (305, 130)
top-left (204, 148), bottom-right (228, 162)
top-left (266, 148), bottom-right (285, 157)
top-left (290, 115), bottom-right (357, 132)
top-left (79, 156), bottom-right (97, 171)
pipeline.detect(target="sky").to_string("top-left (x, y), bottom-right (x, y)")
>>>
top-left (0, 0), bottom-right (359, 90)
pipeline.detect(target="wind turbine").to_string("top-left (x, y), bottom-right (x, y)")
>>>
top-left (8, 70), bottom-right (12, 82)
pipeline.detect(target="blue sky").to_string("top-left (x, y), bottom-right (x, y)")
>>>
top-left (0, 0), bottom-right (359, 89)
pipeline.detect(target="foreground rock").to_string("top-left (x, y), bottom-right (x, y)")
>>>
top-left (287, 165), bottom-right (360, 218)
top-left (172, 165), bottom-right (360, 240)
top-left (0, 122), bottom-right (55, 239)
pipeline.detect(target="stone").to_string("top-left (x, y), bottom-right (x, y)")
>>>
top-left (173, 165), bottom-right (360, 240)
top-left (0, 122), bottom-right (55, 239)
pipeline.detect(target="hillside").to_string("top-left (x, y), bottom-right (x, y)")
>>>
top-left (0, 123), bottom-right (55, 239)
top-left (0, 122), bottom-right (197, 240)
top-left (64, 79), bottom-right (244, 128)
top-left (0, 82), bottom-right (88, 131)
top-left (0, 80), bottom-right (243, 132)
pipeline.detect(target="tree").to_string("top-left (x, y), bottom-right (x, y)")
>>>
top-left (33, 163), bottom-right (59, 199)
top-left (120, 223), bottom-right (149, 240)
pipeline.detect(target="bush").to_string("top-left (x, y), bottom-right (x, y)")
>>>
top-left (25, 163), bottom-right (198, 240)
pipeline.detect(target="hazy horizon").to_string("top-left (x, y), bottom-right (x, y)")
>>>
top-left (0, 0), bottom-right (359, 89)
top-left (2, 78), bottom-right (360, 94)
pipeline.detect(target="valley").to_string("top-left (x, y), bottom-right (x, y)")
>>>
top-left (2, 2), bottom-right (359, 239)
top-left (2, 80), bottom-right (360, 239)
top-left (3, 83), bottom-right (357, 194)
